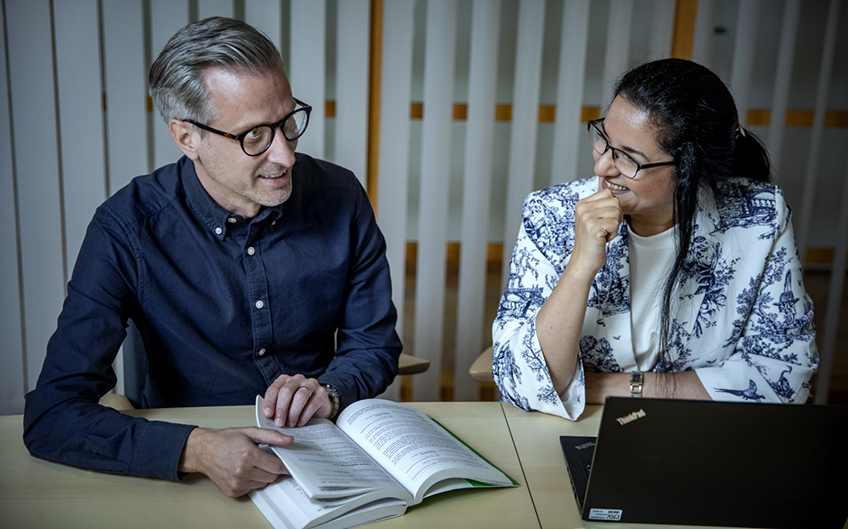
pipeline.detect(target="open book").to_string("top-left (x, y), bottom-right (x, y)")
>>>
top-left (248, 397), bottom-right (517, 529)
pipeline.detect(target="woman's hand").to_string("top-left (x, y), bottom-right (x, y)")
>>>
top-left (569, 186), bottom-right (624, 279)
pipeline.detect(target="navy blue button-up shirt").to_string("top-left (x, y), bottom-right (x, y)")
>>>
top-left (23, 154), bottom-right (402, 480)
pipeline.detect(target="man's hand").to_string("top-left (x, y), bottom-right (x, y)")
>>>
top-left (179, 427), bottom-right (293, 498)
top-left (263, 374), bottom-right (333, 428)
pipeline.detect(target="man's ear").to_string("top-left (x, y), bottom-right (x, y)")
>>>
top-left (169, 119), bottom-right (200, 160)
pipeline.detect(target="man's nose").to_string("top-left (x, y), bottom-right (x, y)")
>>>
top-left (265, 130), bottom-right (297, 166)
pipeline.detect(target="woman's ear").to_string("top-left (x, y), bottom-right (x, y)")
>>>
top-left (169, 119), bottom-right (200, 160)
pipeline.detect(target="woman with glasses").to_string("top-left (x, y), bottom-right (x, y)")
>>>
top-left (493, 58), bottom-right (818, 420)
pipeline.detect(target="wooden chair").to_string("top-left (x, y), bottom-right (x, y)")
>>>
top-left (468, 345), bottom-right (494, 383)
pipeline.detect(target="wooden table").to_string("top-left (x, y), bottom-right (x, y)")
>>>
top-left (4, 402), bottom-right (841, 529)
top-left (0, 402), bottom-right (537, 529)
top-left (503, 403), bottom-right (603, 528)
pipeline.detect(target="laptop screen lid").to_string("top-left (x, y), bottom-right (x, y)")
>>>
top-left (575, 397), bottom-right (848, 528)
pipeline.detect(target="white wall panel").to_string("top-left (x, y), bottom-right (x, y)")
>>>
top-left (102, 0), bottom-right (149, 196)
top-left (5, 0), bottom-right (67, 392)
top-left (650, 0), bottom-right (676, 57)
top-left (334, 0), bottom-right (370, 185)
top-left (377, 1), bottom-right (414, 339)
top-left (796, 0), bottom-right (840, 262)
top-left (692, 0), bottom-right (715, 66)
top-left (413, 0), bottom-right (458, 401)
top-left (150, 0), bottom-right (189, 169)
top-left (102, 0), bottom-right (149, 396)
top-left (376, 0), bottom-right (415, 402)
top-left (729, 0), bottom-right (760, 125)
top-left (600, 0), bottom-right (633, 109)
top-left (0, 3), bottom-right (25, 415)
top-left (550, 0), bottom-right (590, 186)
top-left (54, 0), bottom-right (107, 276)
top-left (501, 0), bottom-right (546, 288)
top-left (289, 0), bottom-right (326, 159)
top-left (245, 0), bottom-right (282, 52)
top-left (767, 0), bottom-right (801, 182)
top-left (198, 0), bottom-right (235, 19)
top-left (815, 157), bottom-right (848, 404)
top-left (455, 0), bottom-right (501, 401)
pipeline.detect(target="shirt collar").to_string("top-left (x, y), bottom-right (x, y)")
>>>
top-left (180, 157), bottom-right (285, 239)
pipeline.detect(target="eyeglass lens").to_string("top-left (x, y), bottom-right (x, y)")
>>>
top-left (589, 123), bottom-right (639, 178)
top-left (242, 108), bottom-right (310, 156)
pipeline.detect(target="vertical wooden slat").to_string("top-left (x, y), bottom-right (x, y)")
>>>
top-left (244, 0), bottom-right (282, 55)
top-left (454, 0), bottom-right (501, 402)
top-left (54, 0), bottom-right (107, 276)
top-left (816, 158), bottom-right (848, 404)
top-left (729, 0), bottom-right (761, 126)
top-left (335, 0), bottom-right (370, 187)
top-left (289, 0), bottom-right (326, 159)
top-left (413, 0), bottom-right (458, 402)
top-left (767, 0), bottom-right (801, 181)
top-left (600, 0), bottom-right (633, 110)
top-left (150, 0), bottom-right (190, 169)
top-left (550, 0), bottom-right (590, 186)
top-left (0, 2), bottom-right (26, 415)
top-left (376, 0), bottom-right (414, 402)
top-left (102, 1), bottom-right (148, 196)
top-left (651, 0), bottom-right (676, 57)
top-left (796, 0), bottom-right (840, 263)
top-left (366, 0), bottom-right (383, 210)
top-left (6, 0), bottom-right (66, 392)
top-left (197, 0), bottom-right (235, 19)
top-left (691, 0), bottom-right (715, 64)
top-left (500, 0), bottom-right (546, 289)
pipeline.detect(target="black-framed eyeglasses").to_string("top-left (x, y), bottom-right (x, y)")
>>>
top-left (588, 118), bottom-right (675, 179)
top-left (183, 98), bottom-right (312, 156)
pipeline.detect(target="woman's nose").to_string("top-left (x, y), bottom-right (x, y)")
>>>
top-left (593, 148), bottom-right (620, 177)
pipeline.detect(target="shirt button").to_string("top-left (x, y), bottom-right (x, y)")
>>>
top-left (214, 227), bottom-right (223, 235)
top-left (247, 247), bottom-right (255, 256)
top-left (227, 217), bottom-right (237, 224)
top-left (258, 348), bottom-right (266, 356)
top-left (255, 300), bottom-right (264, 309)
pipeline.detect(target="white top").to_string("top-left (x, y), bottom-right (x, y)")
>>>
top-left (627, 223), bottom-right (676, 371)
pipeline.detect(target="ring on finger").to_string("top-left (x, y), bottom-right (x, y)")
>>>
top-left (298, 386), bottom-right (313, 399)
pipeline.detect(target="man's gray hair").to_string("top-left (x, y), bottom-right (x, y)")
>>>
top-left (149, 17), bottom-right (285, 125)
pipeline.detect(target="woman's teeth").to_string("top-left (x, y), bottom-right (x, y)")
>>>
top-left (607, 182), bottom-right (628, 191)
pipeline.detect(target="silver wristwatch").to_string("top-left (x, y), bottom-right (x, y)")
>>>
top-left (321, 383), bottom-right (341, 421)
top-left (629, 372), bottom-right (643, 398)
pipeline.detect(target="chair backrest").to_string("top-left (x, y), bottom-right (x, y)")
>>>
top-left (120, 319), bottom-right (428, 408)
top-left (122, 320), bottom-right (147, 408)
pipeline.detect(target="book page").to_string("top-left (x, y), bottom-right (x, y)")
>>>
top-left (249, 476), bottom-right (406, 529)
top-left (337, 400), bottom-right (514, 503)
top-left (255, 396), bottom-right (410, 502)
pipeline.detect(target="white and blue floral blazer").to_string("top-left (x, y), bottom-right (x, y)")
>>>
top-left (493, 176), bottom-right (818, 420)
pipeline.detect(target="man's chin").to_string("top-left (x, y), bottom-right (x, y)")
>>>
top-left (257, 182), bottom-right (292, 207)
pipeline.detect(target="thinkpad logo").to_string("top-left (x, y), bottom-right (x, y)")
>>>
top-left (616, 409), bottom-right (646, 425)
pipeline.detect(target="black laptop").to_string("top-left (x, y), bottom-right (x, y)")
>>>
top-left (560, 397), bottom-right (848, 528)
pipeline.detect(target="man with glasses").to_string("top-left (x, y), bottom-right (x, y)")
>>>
top-left (24, 17), bottom-right (401, 498)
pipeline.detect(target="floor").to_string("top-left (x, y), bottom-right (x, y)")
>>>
top-left (399, 253), bottom-right (848, 405)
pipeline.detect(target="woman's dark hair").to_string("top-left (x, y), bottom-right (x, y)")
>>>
top-left (611, 58), bottom-right (771, 365)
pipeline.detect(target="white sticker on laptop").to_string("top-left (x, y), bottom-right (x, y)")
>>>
top-left (588, 508), bottom-right (623, 521)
